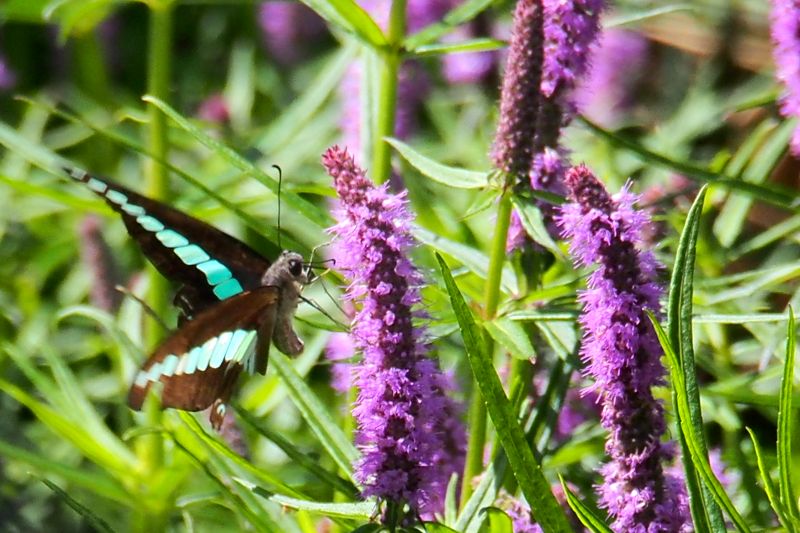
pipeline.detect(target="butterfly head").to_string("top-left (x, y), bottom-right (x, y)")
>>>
top-left (262, 250), bottom-right (311, 289)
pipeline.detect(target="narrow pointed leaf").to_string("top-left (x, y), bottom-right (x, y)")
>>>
top-left (299, 0), bottom-right (386, 48)
top-left (665, 185), bottom-right (724, 531)
top-left (269, 351), bottom-right (359, 480)
top-left (437, 253), bottom-right (572, 533)
top-left (234, 405), bottom-right (359, 498)
top-left (142, 96), bottom-right (331, 228)
top-left (651, 317), bottom-right (751, 533)
top-left (485, 318), bottom-right (535, 360)
top-left (778, 308), bottom-right (799, 520)
top-left (387, 138), bottom-right (487, 189)
top-left (746, 427), bottom-right (794, 530)
top-left (41, 478), bottom-right (116, 533)
top-left (560, 478), bottom-right (612, 533)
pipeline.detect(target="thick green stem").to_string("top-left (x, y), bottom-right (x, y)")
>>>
top-left (485, 194), bottom-right (512, 317)
top-left (460, 193), bottom-right (513, 505)
top-left (371, 0), bottom-right (405, 184)
top-left (72, 30), bottom-right (116, 170)
top-left (145, 2), bottom-right (172, 344)
top-left (73, 31), bottom-right (111, 105)
top-left (134, 3), bottom-right (173, 531)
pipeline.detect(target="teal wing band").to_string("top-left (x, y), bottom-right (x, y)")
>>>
top-left (68, 169), bottom-right (245, 300)
top-left (133, 328), bottom-right (260, 391)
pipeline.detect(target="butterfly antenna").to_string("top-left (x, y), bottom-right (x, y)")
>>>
top-left (114, 285), bottom-right (170, 332)
top-left (272, 164), bottom-right (283, 251)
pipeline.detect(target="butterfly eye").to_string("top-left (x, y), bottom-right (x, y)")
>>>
top-left (289, 259), bottom-right (303, 277)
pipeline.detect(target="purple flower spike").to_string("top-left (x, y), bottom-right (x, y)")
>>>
top-left (324, 146), bottom-right (464, 514)
top-left (491, 0), bottom-right (544, 177)
top-left (769, 0), bottom-right (800, 155)
top-left (79, 216), bottom-right (121, 313)
top-left (530, 0), bottom-right (604, 196)
top-left (540, 0), bottom-right (605, 103)
top-left (558, 165), bottom-right (690, 532)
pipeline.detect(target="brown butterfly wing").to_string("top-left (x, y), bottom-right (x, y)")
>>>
top-left (65, 168), bottom-right (271, 317)
top-left (128, 286), bottom-right (279, 412)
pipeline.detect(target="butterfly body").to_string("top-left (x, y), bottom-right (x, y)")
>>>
top-left (65, 168), bottom-right (308, 428)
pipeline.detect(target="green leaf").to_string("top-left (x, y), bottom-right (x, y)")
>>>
top-left (420, 523), bottom-right (460, 533)
top-left (664, 186), bottom-right (725, 532)
top-left (404, 0), bottom-right (494, 50)
top-left (300, 0), bottom-right (386, 48)
top-left (0, 119), bottom-right (69, 173)
top-left (510, 196), bottom-right (563, 257)
top-left (534, 321), bottom-right (577, 362)
top-left (505, 310), bottom-right (577, 322)
top-left (0, 0), bottom-right (49, 22)
top-left (692, 313), bottom-right (788, 324)
top-left (41, 478), bottom-right (116, 533)
top-left (256, 45), bottom-right (356, 152)
top-left (483, 507), bottom-right (514, 533)
top-left (778, 308), bottom-right (799, 521)
top-left (713, 119), bottom-right (794, 247)
top-left (142, 96), bottom-right (332, 228)
top-left (455, 454), bottom-right (507, 533)
top-left (651, 318), bottom-right (751, 533)
top-left (411, 38), bottom-right (505, 58)
top-left (168, 433), bottom-right (285, 532)
top-left (0, 439), bottom-right (130, 505)
top-left (387, 138), bottom-right (487, 189)
top-left (559, 478), bottom-right (612, 533)
top-left (485, 318), bottom-right (535, 360)
top-left (269, 351), bottom-right (359, 480)
top-left (415, 226), bottom-right (518, 295)
top-left (578, 117), bottom-right (798, 210)
top-left (746, 427), bottom-right (795, 530)
top-left (233, 405), bottom-right (359, 498)
top-left (437, 253), bottom-right (572, 533)
top-left (239, 481), bottom-right (375, 520)
top-left (604, 4), bottom-right (694, 27)
top-left (176, 413), bottom-right (306, 500)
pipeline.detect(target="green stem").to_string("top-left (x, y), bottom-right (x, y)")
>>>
top-left (485, 193), bottom-right (512, 318)
top-left (460, 192), bottom-right (513, 506)
top-left (72, 29), bottom-right (115, 171)
top-left (460, 375), bottom-right (488, 504)
top-left (145, 1), bottom-right (173, 344)
top-left (371, 0), bottom-right (405, 184)
top-left (72, 30), bottom-right (111, 105)
top-left (134, 3), bottom-right (174, 531)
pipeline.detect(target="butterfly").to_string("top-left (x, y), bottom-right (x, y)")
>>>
top-left (65, 167), bottom-right (310, 429)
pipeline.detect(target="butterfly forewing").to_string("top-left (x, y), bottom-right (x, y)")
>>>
top-left (66, 168), bottom-right (272, 316)
top-left (128, 286), bottom-right (280, 412)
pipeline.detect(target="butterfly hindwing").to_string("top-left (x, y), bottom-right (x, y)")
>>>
top-left (127, 286), bottom-right (280, 413)
top-left (65, 168), bottom-right (272, 316)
